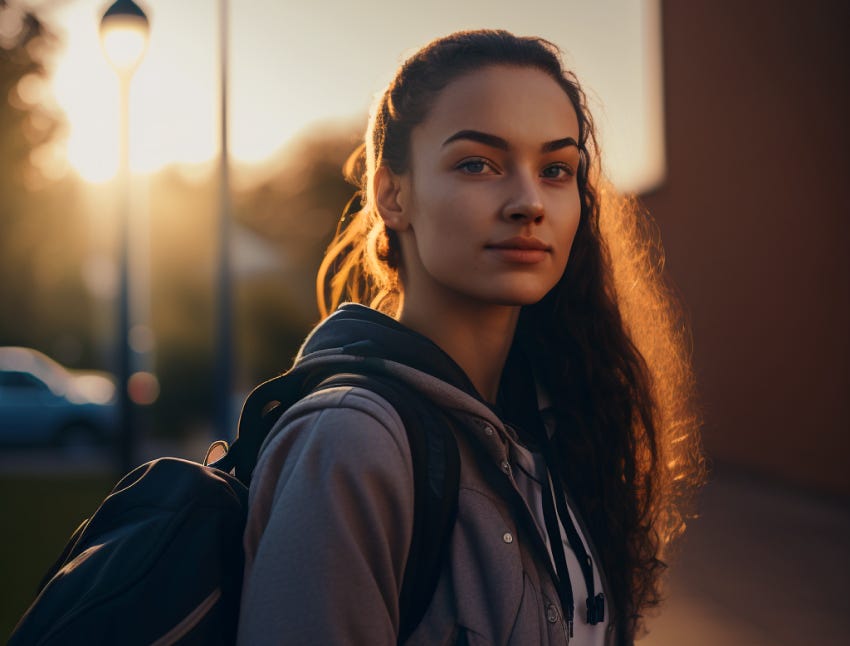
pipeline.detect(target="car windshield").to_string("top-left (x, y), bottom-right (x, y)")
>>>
top-left (0, 348), bottom-right (69, 394)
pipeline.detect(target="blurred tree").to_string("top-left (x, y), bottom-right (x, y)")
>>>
top-left (0, 1), bottom-right (94, 366)
top-left (235, 125), bottom-right (361, 279)
top-left (0, 1), bottom-right (58, 183)
top-left (233, 124), bottom-right (362, 383)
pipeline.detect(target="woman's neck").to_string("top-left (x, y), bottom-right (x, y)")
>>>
top-left (398, 293), bottom-right (520, 403)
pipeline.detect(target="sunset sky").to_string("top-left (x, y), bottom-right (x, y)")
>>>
top-left (35, 0), bottom-right (663, 192)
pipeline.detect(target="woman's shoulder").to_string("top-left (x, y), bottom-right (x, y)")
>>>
top-left (253, 384), bottom-right (413, 487)
top-left (285, 381), bottom-right (405, 427)
top-left (240, 384), bottom-right (419, 645)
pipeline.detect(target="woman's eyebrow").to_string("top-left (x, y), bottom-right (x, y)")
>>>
top-left (542, 137), bottom-right (579, 153)
top-left (442, 130), bottom-right (509, 150)
top-left (442, 129), bottom-right (579, 153)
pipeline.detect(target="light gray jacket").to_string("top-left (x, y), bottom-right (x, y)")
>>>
top-left (237, 349), bottom-right (620, 645)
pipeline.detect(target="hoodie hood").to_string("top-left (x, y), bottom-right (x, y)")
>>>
top-left (233, 303), bottom-right (506, 484)
top-left (289, 303), bottom-right (513, 429)
top-left (295, 304), bottom-right (478, 395)
top-left (300, 304), bottom-right (551, 430)
top-left (239, 304), bottom-right (506, 441)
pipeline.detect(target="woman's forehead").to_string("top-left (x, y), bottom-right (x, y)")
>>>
top-left (415, 65), bottom-right (579, 150)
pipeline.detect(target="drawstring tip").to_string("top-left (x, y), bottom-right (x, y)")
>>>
top-left (587, 593), bottom-right (605, 624)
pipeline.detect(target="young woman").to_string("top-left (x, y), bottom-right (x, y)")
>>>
top-left (238, 30), bottom-right (703, 645)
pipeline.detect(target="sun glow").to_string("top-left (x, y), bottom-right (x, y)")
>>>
top-left (46, 1), bottom-right (219, 183)
top-left (40, 0), bottom-right (664, 192)
top-left (100, 22), bottom-right (148, 74)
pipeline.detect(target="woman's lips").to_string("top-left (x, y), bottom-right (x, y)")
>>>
top-left (486, 236), bottom-right (551, 263)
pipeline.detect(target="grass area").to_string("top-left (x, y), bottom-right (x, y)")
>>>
top-left (0, 473), bottom-right (114, 641)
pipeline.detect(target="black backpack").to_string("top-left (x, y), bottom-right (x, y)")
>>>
top-left (10, 365), bottom-right (461, 645)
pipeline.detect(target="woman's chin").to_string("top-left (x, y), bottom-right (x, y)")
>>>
top-left (481, 288), bottom-right (553, 308)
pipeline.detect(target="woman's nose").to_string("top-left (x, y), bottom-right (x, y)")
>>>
top-left (500, 172), bottom-right (544, 224)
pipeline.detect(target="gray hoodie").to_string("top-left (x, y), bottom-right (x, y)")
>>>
top-left (237, 304), bottom-right (619, 645)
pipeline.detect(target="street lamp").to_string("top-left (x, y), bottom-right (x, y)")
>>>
top-left (99, 0), bottom-right (149, 473)
top-left (216, 0), bottom-right (233, 442)
top-left (100, 1), bottom-right (148, 74)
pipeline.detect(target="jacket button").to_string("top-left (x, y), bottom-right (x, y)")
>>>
top-left (500, 460), bottom-right (512, 475)
top-left (502, 532), bottom-right (513, 544)
top-left (546, 603), bottom-right (560, 624)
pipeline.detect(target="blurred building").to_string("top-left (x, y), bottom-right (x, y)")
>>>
top-left (642, 0), bottom-right (849, 497)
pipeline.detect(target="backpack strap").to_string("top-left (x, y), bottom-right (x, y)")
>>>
top-left (210, 370), bottom-right (307, 484)
top-left (310, 372), bottom-right (460, 643)
top-left (219, 364), bottom-right (460, 643)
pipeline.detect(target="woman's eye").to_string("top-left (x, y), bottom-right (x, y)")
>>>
top-left (541, 163), bottom-right (574, 180)
top-left (457, 158), bottom-right (493, 174)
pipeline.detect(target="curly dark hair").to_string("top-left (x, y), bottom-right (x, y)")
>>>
top-left (317, 29), bottom-right (704, 643)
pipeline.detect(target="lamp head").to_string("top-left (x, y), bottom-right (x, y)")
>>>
top-left (99, 0), bottom-right (150, 75)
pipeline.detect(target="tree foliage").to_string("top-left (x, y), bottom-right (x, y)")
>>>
top-left (0, 0), bottom-right (58, 187)
top-left (0, 0), bottom-right (86, 356)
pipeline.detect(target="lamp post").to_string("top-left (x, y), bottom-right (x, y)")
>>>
top-left (99, 0), bottom-right (149, 473)
top-left (215, 0), bottom-right (233, 441)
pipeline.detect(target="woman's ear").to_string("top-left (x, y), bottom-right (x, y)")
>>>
top-left (374, 166), bottom-right (410, 232)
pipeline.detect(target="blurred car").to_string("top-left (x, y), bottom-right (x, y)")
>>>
top-left (0, 347), bottom-right (118, 448)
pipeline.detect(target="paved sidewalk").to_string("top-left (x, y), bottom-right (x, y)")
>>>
top-left (642, 469), bottom-right (850, 645)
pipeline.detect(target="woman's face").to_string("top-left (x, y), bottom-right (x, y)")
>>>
top-left (384, 64), bottom-right (582, 310)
